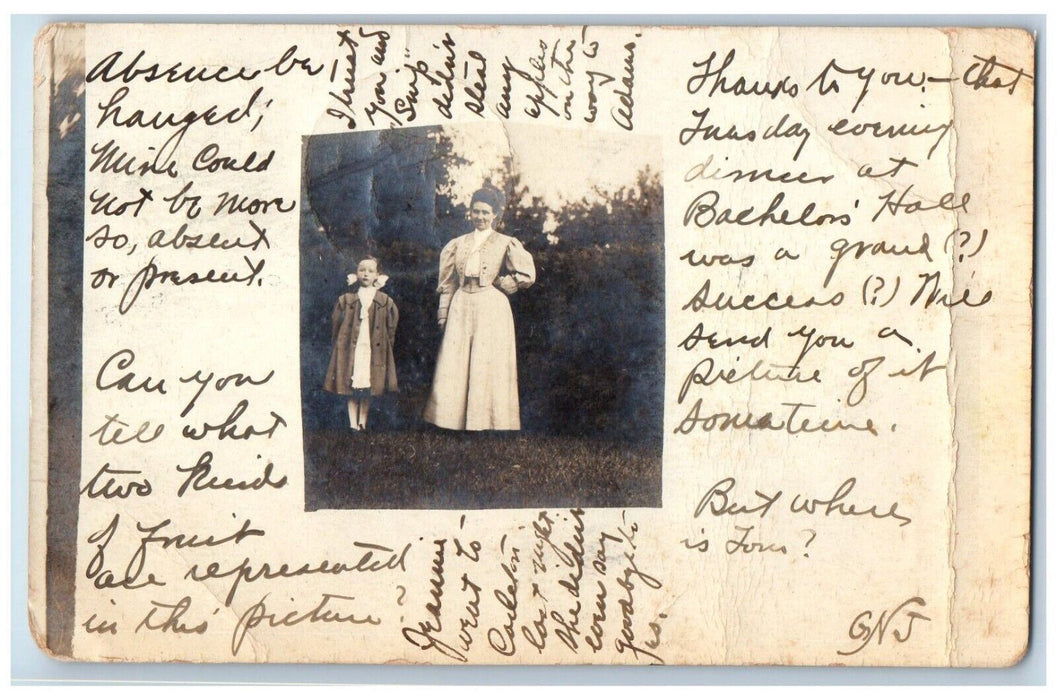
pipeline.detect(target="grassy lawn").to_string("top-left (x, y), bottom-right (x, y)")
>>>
top-left (303, 429), bottom-right (662, 510)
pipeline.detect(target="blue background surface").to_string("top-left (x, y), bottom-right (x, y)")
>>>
top-left (9, 13), bottom-right (1046, 684)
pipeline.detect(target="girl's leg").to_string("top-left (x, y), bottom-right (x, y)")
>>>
top-left (347, 399), bottom-right (361, 430)
top-left (356, 397), bottom-right (373, 429)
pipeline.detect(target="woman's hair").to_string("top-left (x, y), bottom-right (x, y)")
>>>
top-left (470, 186), bottom-right (505, 217)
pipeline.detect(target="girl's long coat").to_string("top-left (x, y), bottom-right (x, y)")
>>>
top-left (323, 290), bottom-right (399, 397)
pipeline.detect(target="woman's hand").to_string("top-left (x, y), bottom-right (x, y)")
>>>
top-left (438, 317), bottom-right (447, 330)
top-left (494, 274), bottom-right (519, 295)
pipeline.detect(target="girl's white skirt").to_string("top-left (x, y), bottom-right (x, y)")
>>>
top-left (424, 286), bottom-right (521, 430)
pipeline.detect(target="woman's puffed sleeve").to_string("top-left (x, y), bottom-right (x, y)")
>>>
top-left (437, 238), bottom-right (458, 323)
top-left (496, 238), bottom-right (536, 294)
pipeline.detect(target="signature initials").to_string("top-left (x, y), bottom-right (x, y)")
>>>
top-left (837, 596), bottom-right (930, 656)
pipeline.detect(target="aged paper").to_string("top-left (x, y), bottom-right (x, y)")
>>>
top-left (30, 23), bottom-right (1033, 665)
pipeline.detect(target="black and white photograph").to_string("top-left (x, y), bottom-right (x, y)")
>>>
top-left (299, 124), bottom-right (664, 510)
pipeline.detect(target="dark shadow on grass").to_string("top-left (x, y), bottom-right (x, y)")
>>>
top-left (304, 427), bottom-right (662, 511)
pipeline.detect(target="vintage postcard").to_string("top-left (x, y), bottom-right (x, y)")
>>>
top-left (29, 23), bottom-right (1034, 665)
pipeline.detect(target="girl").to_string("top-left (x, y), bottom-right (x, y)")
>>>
top-left (323, 256), bottom-right (399, 430)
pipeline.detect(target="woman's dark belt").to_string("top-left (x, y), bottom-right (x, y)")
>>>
top-left (458, 276), bottom-right (494, 294)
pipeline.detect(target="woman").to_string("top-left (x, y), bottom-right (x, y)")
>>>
top-left (423, 187), bottom-right (536, 431)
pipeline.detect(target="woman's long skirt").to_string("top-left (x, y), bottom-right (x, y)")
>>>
top-left (423, 287), bottom-right (521, 430)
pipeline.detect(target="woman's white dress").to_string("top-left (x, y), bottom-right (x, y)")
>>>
top-left (423, 229), bottom-right (536, 431)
